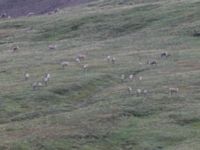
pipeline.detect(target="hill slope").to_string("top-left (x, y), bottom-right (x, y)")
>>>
top-left (0, 0), bottom-right (200, 149)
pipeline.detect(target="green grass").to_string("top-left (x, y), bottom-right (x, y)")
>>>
top-left (0, 0), bottom-right (199, 149)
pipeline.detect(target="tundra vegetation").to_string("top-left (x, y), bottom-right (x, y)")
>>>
top-left (0, 0), bottom-right (200, 149)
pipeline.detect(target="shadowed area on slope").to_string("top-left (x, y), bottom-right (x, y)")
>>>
top-left (0, 0), bottom-right (91, 17)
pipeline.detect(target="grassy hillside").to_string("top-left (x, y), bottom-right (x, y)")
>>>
top-left (0, 0), bottom-right (200, 149)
